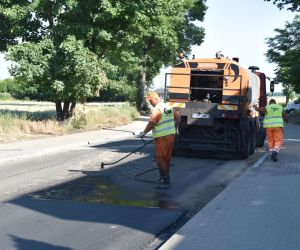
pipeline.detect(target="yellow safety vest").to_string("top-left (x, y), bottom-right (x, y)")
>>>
top-left (263, 104), bottom-right (284, 128)
top-left (152, 102), bottom-right (176, 138)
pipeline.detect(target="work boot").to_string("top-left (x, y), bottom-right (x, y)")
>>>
top-left (273, 151), bottom-right (278, 162)
top-left (271, 151), bottom-right (278, 162)
top-left (155, 176), bottom-right (170, 189)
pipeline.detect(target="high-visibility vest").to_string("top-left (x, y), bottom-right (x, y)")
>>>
top-left (263, 104), bottom-right (284, 128)
top-left (152, 102), bottom-right (176, 138)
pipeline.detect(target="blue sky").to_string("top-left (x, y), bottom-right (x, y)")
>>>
top-left (153, 0), bottom-right (296, 92)
top-left (0, 0), bottom-right (296, 92)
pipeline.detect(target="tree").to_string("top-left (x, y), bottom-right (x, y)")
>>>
top-left (264, 0), bottom-right (300, 11)
top-left (0, 0), bottom-right (64, 50)
top-left (275, 67), bottom-right (296, 104)
top-left (7, 36), bottom-right (107, 120)
top-left (104, 0), bottom-right (207, 111)
top-left (57, 0), bottom-right (207, 111)
top-left (0, 0), bottom-right (207, 113)
top-left (265, 15), bottom-right (300, 99)
top-left (1, 0), bottom-right (108, 120)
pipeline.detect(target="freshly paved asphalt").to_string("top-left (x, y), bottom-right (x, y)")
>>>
top-left (2, 119), bottom-right (299, 250)
top-left (1, 118), bottom-right (182, 250)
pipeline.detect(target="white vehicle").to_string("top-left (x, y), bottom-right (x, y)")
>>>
top-left (285, 98), bottom-right (300, 114)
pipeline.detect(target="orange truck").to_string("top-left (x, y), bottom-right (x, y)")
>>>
top-left (165, 53), bottom-right (267, 159)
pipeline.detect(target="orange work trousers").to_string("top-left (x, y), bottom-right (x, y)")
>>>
top-left (266, 127), bottom-right (283, 152)
top-left (155, 135), bottom-right (174, 177)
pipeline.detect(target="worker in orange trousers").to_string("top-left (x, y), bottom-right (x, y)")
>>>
top-left (254, 99), bottom-right (288, 161)
top-left (137, 91), bottom-right (180, 188)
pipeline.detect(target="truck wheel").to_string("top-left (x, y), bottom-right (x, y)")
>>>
top-left (240, 120), bottom-right (250, 159)
top-left (173, 136), bottom-right (181, 156)
top-left (256, 128), bottom-right (266, 147)
top-left (249, 120), bottom-right (256, 155)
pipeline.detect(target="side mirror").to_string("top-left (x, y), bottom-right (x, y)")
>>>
top-left (270, 81), bottom-right (275, 93)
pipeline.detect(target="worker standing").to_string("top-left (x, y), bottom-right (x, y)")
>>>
top-left (137, 91), bottom-right (180, 189)
top-left (253, 99), bottom-right (288, 161)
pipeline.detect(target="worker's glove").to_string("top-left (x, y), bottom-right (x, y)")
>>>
top-left (134, 131), bottom-right (146, 138)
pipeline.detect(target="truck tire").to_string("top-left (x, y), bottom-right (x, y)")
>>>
top-left (249, 120), bottom-right (256, 155)
top-left (240, 119), bottom-right (251, 159)
top-left (256, 127), bottom-right (266, 147)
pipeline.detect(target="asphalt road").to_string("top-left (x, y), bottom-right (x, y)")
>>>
top-left (0, 134), bottom-right (265, 249)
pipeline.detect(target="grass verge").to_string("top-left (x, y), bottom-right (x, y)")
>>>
top-left (0, 102), bottom-right (139, 143)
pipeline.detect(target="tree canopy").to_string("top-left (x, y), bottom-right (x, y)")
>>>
top-left (7, 36), bottom-right (108, 120)
top-left (0, 0), bottom-right (207, 115)
top-left (264, 0), bottom-right (300, 11)
top-left (265, 15), bottom-right (300, 96)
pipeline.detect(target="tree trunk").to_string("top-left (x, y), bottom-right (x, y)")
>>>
top-left (70, 102), bottom-right (77, 117)
top-left (286, 95), bottom-right (289, 105)
top-left (136, 48), bottom-right (148, 112)
top-left (45, 1), bottom-right (54, 31)
top-left (62, 101), bottom-right (70, 119)
top-left (136, 71), bottom-right (146, 112)
top-left (55, 101), bottom-right (63, 121)
top-left (55, 101), bottom-right (77, 121)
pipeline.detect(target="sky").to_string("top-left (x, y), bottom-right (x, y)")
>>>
top-left (153, 0), bottom-right (296, 92)
top-left (0, 0), bottom-right (296, 92)
top-left (0, 53), bottom-right (11, 80)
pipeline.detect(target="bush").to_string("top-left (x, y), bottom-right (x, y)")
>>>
top-left (71, 103), bottom-right (139, 129)
top-left (0, 92), bottom-right (13, 100)
top-left (0, 78), bottom-right (51, 101)
top-left (0, 78), bottom-right (11, 92)
top-left (71, 106), bottom-right (88, 129)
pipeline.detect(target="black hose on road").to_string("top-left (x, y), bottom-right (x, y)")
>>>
top-left (100, 138), bottom-right (154, 169)
top-left (133, 167), bottom-right (159, 183)
top-left (100, 136), bottom-right (173, 184)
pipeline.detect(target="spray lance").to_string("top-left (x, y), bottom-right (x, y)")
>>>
top-left (100, 130), bottom-right (154, 169)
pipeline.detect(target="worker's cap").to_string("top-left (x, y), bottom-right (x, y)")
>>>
top-left (145, 91), bottom-right (159, 100)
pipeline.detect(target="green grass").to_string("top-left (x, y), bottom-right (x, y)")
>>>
top-left (71, 103), bottom-right (139, 129)
top-left (0, 101), bottom-right (139, 142)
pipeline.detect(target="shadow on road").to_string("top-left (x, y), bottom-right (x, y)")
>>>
top-left (9, 235), bottom-right (71, 250)
top-left (3, 136), bottom-right (237, 249)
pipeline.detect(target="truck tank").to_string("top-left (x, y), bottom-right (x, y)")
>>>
top-left (165, 56), bottom-right (266, 159)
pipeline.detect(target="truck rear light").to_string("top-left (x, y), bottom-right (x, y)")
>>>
top-left (221, 113), bottom-right (238, 119)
